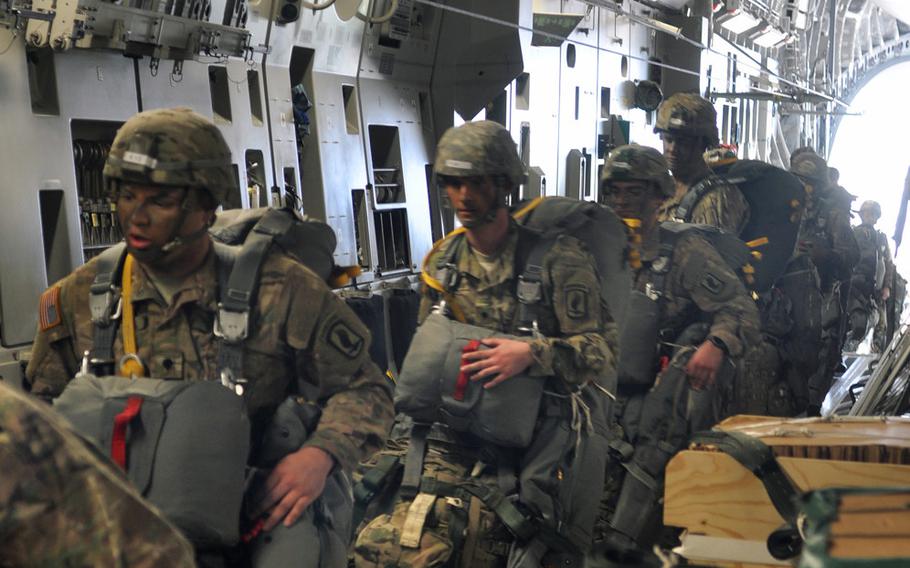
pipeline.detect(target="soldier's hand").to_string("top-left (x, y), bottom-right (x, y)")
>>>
top-left (461, 338), bottom-right (535, 389)
top-left (253, 446), bottom-right (336, 531)
top-left (685, 341), bottom-right (725, 390)
top-left (883, 287), bottom-right (891, 301)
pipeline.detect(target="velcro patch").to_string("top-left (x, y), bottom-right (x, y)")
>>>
top-left (327, 320), bottom-right (365, 360)
top-left (701, 273), bottom-right (725, 295)
top-left (39, 287), bottom-right (62, 331)
top-left (565, 285), bottom-right (589, 319)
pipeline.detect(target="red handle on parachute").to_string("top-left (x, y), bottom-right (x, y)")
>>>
top-left (111, 396), bottom-right (144, 469)
top-left (454, 340), bottom-right (482, 401)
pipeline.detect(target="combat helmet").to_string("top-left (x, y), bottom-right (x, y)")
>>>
top-left (434, 121), bottom-right (526, 187)
top-left (104, 107), bottom-right (237, 207)
top-left (860, 200), bottom-right (882, 220)
top-left (601, 144), bottom-right (674, 198)
top-left (789, 151), bottom-right (829, 185)
top-left (654, 93), bottom-right (719, 146)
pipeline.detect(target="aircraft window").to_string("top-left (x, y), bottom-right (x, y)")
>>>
top-left (224, 164), bottom-right (243, 210)
top-left (515, 73), bottom-right (530, 110)
top-left (26, 47), bottom-right (59, 116)
top-left (39, 188), bottom-right (72, 284)
top-left (209, 66), bottom-right (233, 124)
top-left (247, 69), bottom-right (264, 127)
top-left (621, 55), bottom-right (628, 78)
top-left (566, 43), bottom-right (576, 68)
top-left (342, 84), bottom-right (360, 135)
top-left (245, 150), bottom-right (267, 207)
top-left (601, 87), bottom-right (611, 118)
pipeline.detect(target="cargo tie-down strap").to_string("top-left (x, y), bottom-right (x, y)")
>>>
top-left (689, 430), bottom-right (803, 560)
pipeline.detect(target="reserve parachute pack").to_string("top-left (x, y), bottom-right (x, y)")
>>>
top-left (54, 206), bottom-right (353, 565)
top-left (679, 158), bottom-right (806, 293)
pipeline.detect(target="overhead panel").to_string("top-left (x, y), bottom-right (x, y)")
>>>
top-left (870, 1), bottom-right (910, 26)
top-left (431, 0), bottom-right (524, 122)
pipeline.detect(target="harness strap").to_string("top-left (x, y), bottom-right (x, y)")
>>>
top-left (400, 423), bottom-right (431, 500)
top-left (674, 175), bottom-right (724, 222)
top-left (89, 243), bottom-right (128, 375)
top-left (111, 396), bottom-right (143, 469)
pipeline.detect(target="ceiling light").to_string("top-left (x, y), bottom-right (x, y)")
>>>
top-left (717, 9), bottom-right (761, 34)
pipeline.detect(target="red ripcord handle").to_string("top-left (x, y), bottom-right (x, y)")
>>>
top-left (454, 340), bottom-right (483, 401)
top-left (111, 396), bottom-right (143, 469)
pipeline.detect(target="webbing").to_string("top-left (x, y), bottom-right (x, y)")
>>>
top-left (119, 254), bottom-right (144, 377)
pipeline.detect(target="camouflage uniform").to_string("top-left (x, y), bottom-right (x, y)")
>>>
top-left (25, 108), bottom-right (395, 557)
top-left (850, 201), bottom-right (895, 352)
top-left (354, 122), bottom-right (617, 568)
top-left (598, 145), bottom-right (761, 552)
top-left (0, 380), bottom-right (195, 567)
top-left (788, 153), bottom-right (859, 412)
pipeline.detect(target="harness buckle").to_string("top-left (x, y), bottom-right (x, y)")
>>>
top-left (220, 368), bottom-right (248, 396)
top-left (645, 283), bottom-right (661, 301)
top-left (517, 276), bottom-right (542, 304)
top-left (214, 305), bottom-right (250, 343)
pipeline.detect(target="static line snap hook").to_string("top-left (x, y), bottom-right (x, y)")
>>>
top-left (118, 353), bottom-right (145, 378)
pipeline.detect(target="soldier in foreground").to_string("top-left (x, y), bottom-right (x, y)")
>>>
top-left (25, 108), bottom-right (394, 565)
top-left (596, 145), bottom-right (760, 560)
top-left (848, 200), bottom-right (895, 352)
top-left (653, 93), bottom-right (749, 234)
top-left (0, 380), bottom-right (195, 567)
top-left (789, 151), bottom-right (858, 415)
top-left (354, 121), bottom-right (617, 567)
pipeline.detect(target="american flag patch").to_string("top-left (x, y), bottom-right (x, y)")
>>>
top-left (39, 287), bottom-right (62, 331)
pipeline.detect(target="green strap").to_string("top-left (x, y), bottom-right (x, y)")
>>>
top-left (351, 454), bottom-right (402, 530)
top-left (691, 430), bottom-right (800, 524)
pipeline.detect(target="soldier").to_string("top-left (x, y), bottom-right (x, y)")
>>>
top-left (789, 151), bottom-right (859, 415)
top-left (848, 200), bottom-right (895, 352)
top-left (596, 144), bottom-right (760, 559)
top-left (653, 92), bottom-right (749, 234)
top-left (0, 380), bottom-right (195, 567)
top-left (25, 108), bottom-right (395, 563)
top-left (353, 121), bottom-right (617, 567)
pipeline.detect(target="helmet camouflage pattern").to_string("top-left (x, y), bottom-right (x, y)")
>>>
top-left (789, 151), bottom-right (829, 185)
top-left (601, 144), bottom-right (674, 198)
top-left (860, 200), bottom-right (882, 220)
top-left (654, 92), bottom-right (719, 146)
top-left (104, 107), bottom-right (237, 207)
top-left (433, 121), bottom-right (526, 186)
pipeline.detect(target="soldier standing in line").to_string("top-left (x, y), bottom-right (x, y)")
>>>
top-left (24, 108), bottom-right (395, 565)
top-left (354, 121), bottom-right (617, 567)
top-left (596, 144), bottom-right (760, 560)
top-left (0, 380), bottom-right (196, 567)
top-left (653, 92), bottom-right (749, 234)
top-left (848, 200), bottom-right (895, 352)
top-left (789, 151), bottom-right (859, 415)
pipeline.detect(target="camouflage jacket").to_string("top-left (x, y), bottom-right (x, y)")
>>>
top-left (0, 381), bottom-right (196, 567)
top-left (797, 187), bottom-right (859, 289)
top-left (853, 224), bottom-right (895, 290)
top-left (418, 222), bottom-right (618, 386)
top-left (636, 227), bottom-right (760, 359)
top-left (26, 244), bottom-right (394, 473)
top-left (657, 173), bottom-right (750, 235)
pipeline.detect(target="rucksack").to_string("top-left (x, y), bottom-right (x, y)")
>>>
top-left (680, 159), bottom-right (806, 293)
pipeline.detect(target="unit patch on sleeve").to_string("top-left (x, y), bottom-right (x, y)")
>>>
top-left (565, 285), bottom-right (589, 319)
top-left (39, 287), bottom-right (62, 331)
top-left (327, 320), bottom-right (365, 359)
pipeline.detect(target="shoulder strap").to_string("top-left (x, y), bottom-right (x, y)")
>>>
top-left (514, 226), bottom-right (550, 335)
top-left (214, 212), bottom-right (292, 393)
top-left (88, 243), bottom-right (128, 375)
top-left (675, 175), bottom-right (725, 222)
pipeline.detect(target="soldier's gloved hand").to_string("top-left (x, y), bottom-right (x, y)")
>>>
top-left (461, 338), bottom-right (535, 389)
top-left (252, 445), bottom-right (336, 531)
top-left (685, 341), bottom-right (725, 390)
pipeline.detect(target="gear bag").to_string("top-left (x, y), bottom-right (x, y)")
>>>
top-left (678, 160), bottom-right (806, 292)
top-left (396, 313), bottom-right (547, 448)
top-left (210, 206), bottom-right (337, 282)
top-left (54, 374), bottom-right (250, 549)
